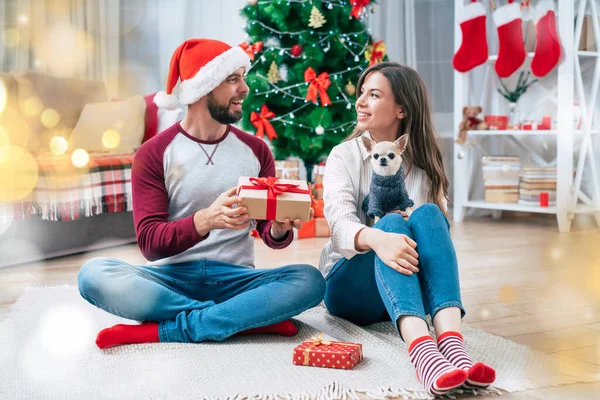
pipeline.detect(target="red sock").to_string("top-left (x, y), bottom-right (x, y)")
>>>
top-left (437, 331), bottom-right (496, 389)
top-left (408, 336), bottom-right (468, 396)
top-left (452, 1), bottom-right (488, 73)
top-left (531, 0), bottom-right (561, 77)
top-left (493, 1), bottom-right (526, 78)
top-left (95, 322), bottom-right (159, 349)
top-left (238, 319), bottom-right (298, 336)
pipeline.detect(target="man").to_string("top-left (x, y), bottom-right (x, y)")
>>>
top-left (78, 39), bottom-right (325, 348)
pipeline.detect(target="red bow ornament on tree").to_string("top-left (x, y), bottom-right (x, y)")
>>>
top-left (304, 67), bottom-right (331, 106)
top-left (251, 105), bottom-right (278, 140)
top-left (239, 41), bottom-right (264, 61)
top-left (365, 40), bottom-right (386, 66)
top-left (350, 0), bottom-right (371, 19)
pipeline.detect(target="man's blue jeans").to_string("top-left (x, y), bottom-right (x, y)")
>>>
top-left (324, 204), bottom-right (465, 334)
top-left (78, 259), bottom-right (325, 343)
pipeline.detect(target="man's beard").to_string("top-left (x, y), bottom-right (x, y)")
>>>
top-left (207, 93), bottom-right (243, 124)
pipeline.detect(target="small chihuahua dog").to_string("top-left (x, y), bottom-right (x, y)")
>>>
top-left (361, 134), bottom-right (414, 223)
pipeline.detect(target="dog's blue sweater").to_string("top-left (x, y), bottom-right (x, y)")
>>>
top-left (361, 167), bottom-right (415, 219)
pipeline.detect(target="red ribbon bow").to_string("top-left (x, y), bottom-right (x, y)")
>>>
top-left (239, 41), bottom-right (264, 61)
top-left (350, 0), bottom-right (371, 19)
top-left (369, 40), bottom-right (385, 66)
top-left (238, 177), bottom-right (311, 221)
top-left (304, 67), bottom-right (331, 106)
top-left (250, 105), bottom-right (278, 140)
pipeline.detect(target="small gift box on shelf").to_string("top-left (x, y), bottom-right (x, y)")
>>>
top-left (275, 160), bottom-right (300, 180)
top-left (237, 177), bottom-right (311, 222)
top-left (484, 115), bottom-right (509, 130)
top-left (522, 119), bottom-right (550, 130)
top-left (522, 120), bottom-right (540, 130)
top-left (541, 116), bottom-right (552, 129)
top-left (292, 333), bottom-right (362, 370)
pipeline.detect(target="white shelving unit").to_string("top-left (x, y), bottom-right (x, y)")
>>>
top-left (453, 0), bottom-right (600, 232)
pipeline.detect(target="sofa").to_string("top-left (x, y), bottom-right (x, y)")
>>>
top-left (0, 71), bottom-right (182, 267)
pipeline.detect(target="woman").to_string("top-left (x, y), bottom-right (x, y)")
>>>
top-left (319, 62), bottom-right (495, 396)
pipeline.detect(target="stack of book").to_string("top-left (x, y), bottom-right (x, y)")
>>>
top-left (518, 166), bottom-right (557, 207)
top-left (482, 156), bottom-right (521, 203)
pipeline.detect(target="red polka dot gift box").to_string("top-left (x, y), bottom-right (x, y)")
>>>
top-left (292, 333), bottom-right (363, 370)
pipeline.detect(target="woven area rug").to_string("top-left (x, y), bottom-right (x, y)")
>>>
top-left (1, 286), bottom-right (598, 400)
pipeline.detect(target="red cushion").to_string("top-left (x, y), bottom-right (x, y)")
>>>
top-left (142, 93), bottom-right (159, 143)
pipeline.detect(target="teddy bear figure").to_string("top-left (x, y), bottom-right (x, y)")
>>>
top-left (456, 106), bottom-right (488, 144)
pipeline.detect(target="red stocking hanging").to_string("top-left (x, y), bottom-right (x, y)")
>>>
top-left (531, 0), bottom-right (561, 77)
top-left (493, 0), bottom-right (526, 78)
top-left (453, 0), bottom-right (488, 73)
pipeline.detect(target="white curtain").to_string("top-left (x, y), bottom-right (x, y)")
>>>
top-left (156, 0), bottom-right (247, 92)
top-left (368, 0), bottom-right (417, 68)
top-left (0, 0), bottom-right (120, 96)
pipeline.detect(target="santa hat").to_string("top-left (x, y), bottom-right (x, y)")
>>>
top-left (154, 39), bottom-right (251, 110)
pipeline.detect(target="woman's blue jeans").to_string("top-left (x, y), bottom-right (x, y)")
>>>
top-left (78, 259), bottom-right (325, 343)
top-left (324, 204), bottom-right (465, 336)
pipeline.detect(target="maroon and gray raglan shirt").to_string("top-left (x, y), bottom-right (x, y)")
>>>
top-left (132, 122), bottom-right (292, 267)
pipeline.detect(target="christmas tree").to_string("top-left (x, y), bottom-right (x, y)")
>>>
top-left (240, 0), bottom-right (386, 171)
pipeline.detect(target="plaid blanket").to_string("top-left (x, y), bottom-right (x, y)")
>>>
top-left (12, 153), bottom-right (134, 222)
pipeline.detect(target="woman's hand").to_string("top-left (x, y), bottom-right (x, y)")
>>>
top-left (371, 231), bottom-right (419, 275)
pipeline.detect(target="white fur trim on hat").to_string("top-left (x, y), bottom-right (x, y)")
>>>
top-left (154, 91), bottom-right (180, 110)
top-left (179, 46), bottom-right (251, 106)
top-left (535, 0), bottom-right (555, 24)
top-left (458, 1), bottom-right (486, 24)
top-left (493, 2), bottom-right (521, 27)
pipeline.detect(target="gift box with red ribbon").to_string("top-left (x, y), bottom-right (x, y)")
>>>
top-left (237, 177), bottom-right (311, 222)
top-left (292, 333), bottom-right (363, 369)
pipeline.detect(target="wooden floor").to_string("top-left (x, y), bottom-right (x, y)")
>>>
top-left (1, 215), bottom-right (600, 399)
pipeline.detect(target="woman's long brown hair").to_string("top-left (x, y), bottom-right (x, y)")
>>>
top-left (345, 62), bottom-right (449, 213)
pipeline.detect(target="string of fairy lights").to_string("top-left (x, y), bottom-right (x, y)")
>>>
top-left (253, 65), bottom-right (360, 99)
top-left (246, 24), bottom-right (369, 66)
top-left (257, 0), bottom-right (348, 7)
top-left (245, 0), bottom-right (373, 135)
top-left (249, 20), bottom-right (368, 39)
top-left (247, 31), bottom-right (370, 71)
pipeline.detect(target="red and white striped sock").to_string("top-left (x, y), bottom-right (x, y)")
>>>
top-left (437, 331), bottom-right (496, 389)
top-left (408, 336), bottom-right (468, 396)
